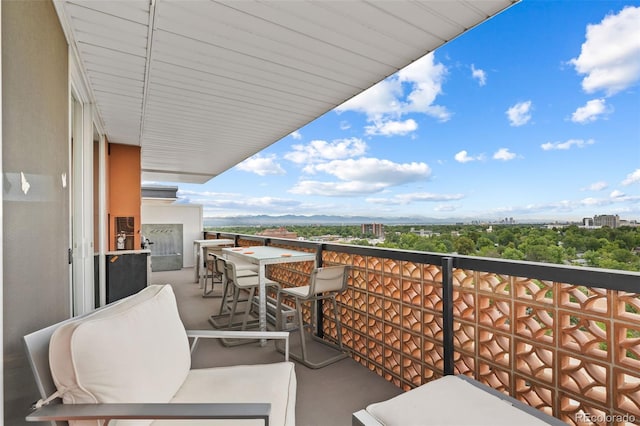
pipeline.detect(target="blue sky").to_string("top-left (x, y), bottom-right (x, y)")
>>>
top-left (172, 0), bottom-right (640, 222)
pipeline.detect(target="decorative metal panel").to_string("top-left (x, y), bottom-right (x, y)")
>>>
top-left (256, 240), bottom-right (640, 424)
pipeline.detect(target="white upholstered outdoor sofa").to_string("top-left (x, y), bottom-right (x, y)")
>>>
top-left (352, 374), bottom-right (567, 426)
top-left (24, 284), bottom-right (296, 425)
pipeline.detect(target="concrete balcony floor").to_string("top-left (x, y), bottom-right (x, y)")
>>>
top-left (151, 267), bottom-right (403, 426)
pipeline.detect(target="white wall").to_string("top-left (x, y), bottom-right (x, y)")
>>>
top-left (141, 202), bottom-right (203, 267)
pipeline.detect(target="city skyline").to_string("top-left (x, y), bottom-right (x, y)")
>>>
top-left (153, 0), bottom-right (640, 222)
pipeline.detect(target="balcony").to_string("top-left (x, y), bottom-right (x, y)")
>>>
top-left (176, 231), bottom-right (640, 425)
top-left (6, 2), bottom-right (640, 425)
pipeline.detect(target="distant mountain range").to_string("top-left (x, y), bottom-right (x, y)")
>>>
top-left (203, 214), bottom-right (551, 227)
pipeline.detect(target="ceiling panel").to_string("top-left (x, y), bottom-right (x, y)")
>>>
top-left (54, 0), bottom-right (519, 184)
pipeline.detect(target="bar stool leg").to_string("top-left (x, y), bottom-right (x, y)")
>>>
top-left (241, 287), bottom-right (256, 330)
top-left (227, 286), bottom-right (242, 328)
top-left (295, 298), bottom-right (309, 363)
top-left (331, 296), bottom-right (344, 350)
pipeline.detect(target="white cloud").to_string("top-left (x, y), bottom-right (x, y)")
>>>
top-left (622, 169), bottom-right (640, 185)
top-left (398, 55), bottom-right (449, 119)
top-left (284, 138), bottom-right (366, 164)
top-left (471, 64), bottom-right (487, 86)
top-left (571, 98), bottom-right (611, 123)
top-left (290, 180), bottom-right (389, 196)
top-left (339, 121), bottom-right (351, 130)
top-left (454, 150), bottom-right (483, 163)
top-left (225, 196), bottom-right (300, 209)
top-left (367, 192), bottom-right (464, 205)
top-left (580, 197), bottom-right (603, 206)
top-left (434, 204), bottom-right (458, 212)
top-left (493, 148), bottom-right (517, 161)
top-left (579, 191), bottom-right (640, 207)
top-left (480, 190), bottom-right (640, 218)
top-left (336, 78), bottom-right (402, 119)
top-left (541, 138), bottom-right (595, 150)
top-left (506, 101), bottom-right (532, 126)
top-left (335, 53), bottom-right (450, 135)
top-left (610, 189), bottom-right (625, 199)
top-left (570, 6), bottom-right (640, 96)
top-left (178, 189), bottom-right (302, 214)
top-left (291, 157), bottom-right (431, 196)
top-left (455, 150), bottom-right (473, 163)
top-left (307, 158), bottom-right (430, 185)
top-left (236, 154), bottom-right (285, 176)
top-left (586, 181), bottom-right (608, 191)
top-left (290, 131), bottom-right (302, 140)
top-left (365, 119), bottom-right (418, 136)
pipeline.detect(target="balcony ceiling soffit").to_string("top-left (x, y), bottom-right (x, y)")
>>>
top-left (54, 0), bottom-right (518, 184)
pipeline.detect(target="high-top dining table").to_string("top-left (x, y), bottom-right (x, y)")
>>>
top-left (222, 245), bottom-right (317, 342)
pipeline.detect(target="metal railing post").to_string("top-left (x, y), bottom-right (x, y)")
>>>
top-left (442, 256), bottom-right (454, 376)
top-left (316, 244), bottom-right (324, 337)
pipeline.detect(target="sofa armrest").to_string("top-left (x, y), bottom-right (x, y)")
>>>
top-left (186, 329), bottom-right (290, 361)
top-left (27, 402), bottom-right (271, 425)
top-left (352, 409), bottom-right (381, 426)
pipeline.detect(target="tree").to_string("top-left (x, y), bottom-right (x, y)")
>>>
top-left (476, 237), bottom-right (495, 250)
top-left (496, 228), bottom-right (516, 247)
top-left (502, 247), bottom-right (525, 260)
top-left (398, 233), bottom-right (420, 249)
top-left (524, 244), bottom-right (564, 264)
top-left (454, 237), bottom-right (475, 255)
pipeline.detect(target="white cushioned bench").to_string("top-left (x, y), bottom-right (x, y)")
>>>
top-left (353, 375), bottom-right (567, 426)
top-left (25, 284), bottom-right (296, 425)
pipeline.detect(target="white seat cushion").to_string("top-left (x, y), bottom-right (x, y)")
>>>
top-left (157, 362), bottom-right (297, 426)
top-left (280, 286), bottom-right (310, 298)
top-left (235, 276), bottom-right (279, 289)
top-left (366, 375), bottom-right (552, 426)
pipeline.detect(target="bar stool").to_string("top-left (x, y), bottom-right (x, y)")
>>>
top-left (209, 256), bottom-right (277, 333)
top-left (276, 265), bottom-right (349, 368)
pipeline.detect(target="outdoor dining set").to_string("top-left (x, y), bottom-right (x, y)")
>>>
top-left (200, 242), bottom-right (350, 369)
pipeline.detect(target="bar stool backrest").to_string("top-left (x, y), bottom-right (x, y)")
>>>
top-left (223, 258), bottom-right (239, 282)
top-left (211, 253), bottom-right (226, 275)
top-left (309, 266), bottom-right (348, 295)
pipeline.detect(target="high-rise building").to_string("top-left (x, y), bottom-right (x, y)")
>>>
top-left (361, 223), bottom-right (385, 238)
top-left (593, 214), bottom-right (620, 228)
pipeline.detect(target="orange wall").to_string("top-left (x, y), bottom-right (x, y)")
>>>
top-left (108, 143), bottom-right (141, 250)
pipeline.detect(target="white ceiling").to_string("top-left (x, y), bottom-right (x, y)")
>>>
top-left (54, 0), bottom-right (518, 184)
